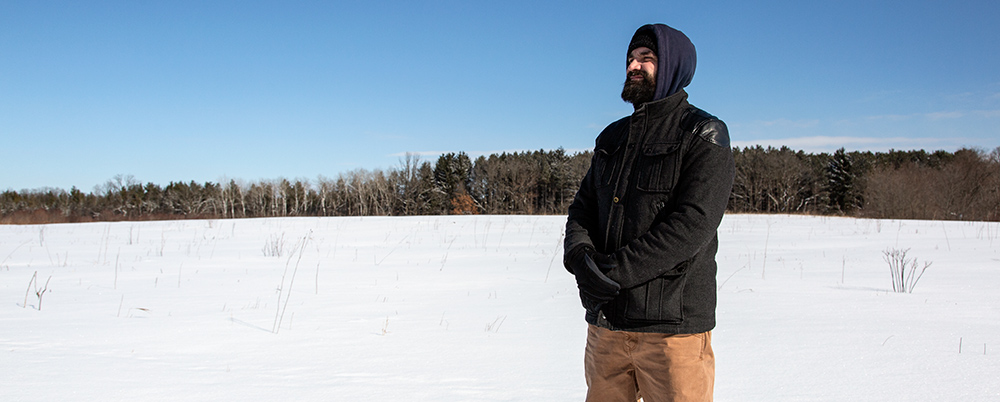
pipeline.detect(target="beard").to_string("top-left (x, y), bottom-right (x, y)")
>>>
top-left (621, 70), bottom-right (655, 105)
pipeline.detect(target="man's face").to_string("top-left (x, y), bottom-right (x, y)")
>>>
top-left (627, 47), bottom-right (657, 83)
top-left (621, 46), bottom-right (657, 105)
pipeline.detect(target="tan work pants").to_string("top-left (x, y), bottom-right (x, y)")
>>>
top-left (584, 324), bottom-right (714, 402)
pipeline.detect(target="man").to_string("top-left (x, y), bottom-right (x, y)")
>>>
top-left (564, 23), bottom-right (735, 402)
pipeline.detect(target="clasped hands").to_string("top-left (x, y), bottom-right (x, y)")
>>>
top-left (566, 246), bottom-right (621, 313)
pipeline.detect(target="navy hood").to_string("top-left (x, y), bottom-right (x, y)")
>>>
top-left (630, 24), bottom-right (697, 101)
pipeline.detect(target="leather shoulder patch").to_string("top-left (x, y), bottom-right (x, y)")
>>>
top-left (680, 107), bottom-right (730, 148)
top-left (697, 120), bottom-right (730, 148)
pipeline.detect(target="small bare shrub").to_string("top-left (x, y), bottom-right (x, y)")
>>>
top-left (883, 248), bottom-right (931, 293)
top-left (262, 233), bottom-right (286, 257)
top-left (23, 271), bottom-right (52, 310)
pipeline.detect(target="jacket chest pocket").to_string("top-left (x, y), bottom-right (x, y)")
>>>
top-left (636, 142), bottom-right (681, 192)
top-left (593, 145), bottom-right (621, 188)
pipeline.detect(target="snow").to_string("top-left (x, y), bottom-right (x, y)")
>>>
top-left (2, 214), bottom-right (998, 401)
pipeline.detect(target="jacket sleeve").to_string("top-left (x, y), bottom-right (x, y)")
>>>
top-left (563, 153), bottom-right (600, 272)
top-left (608, 120), bottom-right (735, 288)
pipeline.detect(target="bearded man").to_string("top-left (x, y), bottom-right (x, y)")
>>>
top-left (564, 23), bottom-right (735, 402)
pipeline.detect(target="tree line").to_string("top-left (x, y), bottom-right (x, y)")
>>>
top-left (730, 146), bottom-right (1000, 221)
top-left (1, 150), bottom-right (590, 223)
top-left (2, 146), bottom-right (998, 224)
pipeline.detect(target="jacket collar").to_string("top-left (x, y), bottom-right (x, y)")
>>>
top-left (632, 89), bottom-right (688, 119)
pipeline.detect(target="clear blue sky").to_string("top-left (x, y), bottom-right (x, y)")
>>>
top-left (3, 1), bottom-right (998, 192)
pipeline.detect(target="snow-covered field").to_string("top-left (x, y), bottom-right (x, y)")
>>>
top-left (2, 214), bottom-right (998, 401)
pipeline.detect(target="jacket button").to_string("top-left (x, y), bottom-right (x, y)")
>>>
top-left (613, 197), bottom-right (620, 203)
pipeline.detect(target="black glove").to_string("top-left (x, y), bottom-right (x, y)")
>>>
top-left (565, 245), bottom-right (618, 275)
top-left (585, 249), bottom-right (618, 275)
top-left (578, 253), bottom-right (620, 300)
top-left (566, 246), bottom-right (621, 312)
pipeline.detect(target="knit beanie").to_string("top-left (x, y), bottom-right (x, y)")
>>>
top-left (627, 26), bottom-right (658, 56)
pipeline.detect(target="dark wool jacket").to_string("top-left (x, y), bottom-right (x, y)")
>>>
top-left (564, 24), bottom-right (733, 334)
top-left (565, 89), bottom-right (734, 334)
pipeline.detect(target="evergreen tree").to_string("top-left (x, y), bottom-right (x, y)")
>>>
top-left (433, 152), bottom-right (474, 213)
top-left (827, 148), bottom-right (860, 212)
